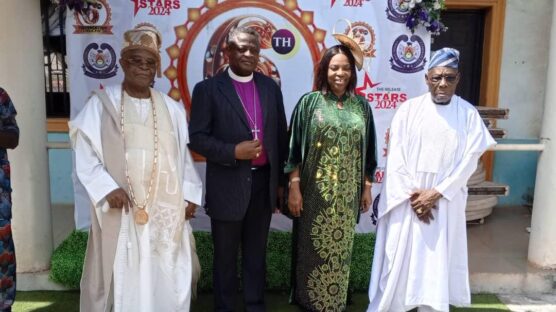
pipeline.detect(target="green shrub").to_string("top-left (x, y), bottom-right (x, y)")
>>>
top-left (49, 230), bottom-right (88, 289)
top-left (350, 232), bottom-right (375, 290)
top-left (50, 230), bottom-right (376, 292)
top-left (193, 231), bottom-right (213, 291)
top-left (265, 231), bottom-right (293, 290)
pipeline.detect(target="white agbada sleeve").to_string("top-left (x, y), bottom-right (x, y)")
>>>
top-left (165, 95), bottom-right (203, 206)
top-left (74, 132), bottom-right (119, 207)
top-left (69, 94), bottom-right (119, 224)
top-left (378, 104), bottom-right (417, 218)
top-left (434, 106), bottom-right (496, 201)
top-left (181, 146), bottom-right (203, 206)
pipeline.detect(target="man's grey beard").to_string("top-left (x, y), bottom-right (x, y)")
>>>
top-left (433, 97), bottom-right (452, 105)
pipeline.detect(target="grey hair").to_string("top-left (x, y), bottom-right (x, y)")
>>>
top-left (226, 26), bottom-right (260, 49)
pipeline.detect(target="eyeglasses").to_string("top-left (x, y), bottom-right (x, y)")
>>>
top-left (428, 74), bottom-right (458, 84)
top-left (124, 57), bottom-right (157, 69)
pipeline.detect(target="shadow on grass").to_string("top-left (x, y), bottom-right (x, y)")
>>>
top-left (191, 292), bottom-right (509, 312)
top-left (191, 291), bottom-right (366, 311)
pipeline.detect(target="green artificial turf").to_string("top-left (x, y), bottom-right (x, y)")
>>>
top-left (13, 291), bottom-right (79, 312)
top-left (12, 292), bottom-right (509, 311)
top-left (452, 294), bottom-right (511, 311)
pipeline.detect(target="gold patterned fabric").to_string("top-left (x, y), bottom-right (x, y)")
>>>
top-left (285, 91), bottom-right (377, 311)
top-left (121, 90), bottom-right (185, 253)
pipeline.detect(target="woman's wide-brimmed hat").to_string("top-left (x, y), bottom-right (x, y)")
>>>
top-left (332, 19), bottom-right (364, 70)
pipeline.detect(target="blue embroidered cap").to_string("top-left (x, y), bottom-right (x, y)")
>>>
top-left (428, 47), bottom-right (460, 70)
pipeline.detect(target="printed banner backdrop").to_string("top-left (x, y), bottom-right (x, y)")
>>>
top-left (67, 0), bottom-right (431, 232)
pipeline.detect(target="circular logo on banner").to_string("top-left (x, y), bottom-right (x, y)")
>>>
top-left (72, 0), bottom-right (113, 34)
top-left (164, 0), bottom-right (326, 107)
top-left (390, 34), bottom-right (427, 73)
top-left (386, 0), bottom-right (411, 23)
top-left (345, 21), bottom-right (376, 58)
top-left (82, 42), bottom-right (118, 79)
top-left (272, 29), bottom-right (296, 55)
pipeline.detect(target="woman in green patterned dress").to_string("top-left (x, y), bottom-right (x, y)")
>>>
top-left (285, 44), bottom-right (377, 311)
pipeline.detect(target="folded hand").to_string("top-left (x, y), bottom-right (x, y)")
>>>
top-left (106, 188), bottom-right (132, 213)
top-left (410, 189), bottom-right (442, 224)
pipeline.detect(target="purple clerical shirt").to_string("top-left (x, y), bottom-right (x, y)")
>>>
top-left (231, 77), bottom-right (267, 166)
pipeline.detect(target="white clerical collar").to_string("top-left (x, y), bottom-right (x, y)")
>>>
top-left (228, 67), bottom-right (253, 82)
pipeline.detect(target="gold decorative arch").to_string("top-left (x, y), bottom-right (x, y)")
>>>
top-left (164, 0), bottom-right (327, 110)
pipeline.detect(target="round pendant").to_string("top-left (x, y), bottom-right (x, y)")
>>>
top-left (337, 101), bottom-right (344, 110)
top-left (135, 209), bottom-right (149, 225)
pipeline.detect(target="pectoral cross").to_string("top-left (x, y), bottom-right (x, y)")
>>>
top-left (252, 126), bottom-right (260, 140)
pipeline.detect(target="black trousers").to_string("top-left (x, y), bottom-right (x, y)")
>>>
top-left (211, 167), bottom-right (272, 312)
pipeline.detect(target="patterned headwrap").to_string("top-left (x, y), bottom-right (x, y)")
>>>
top-left (121, 23), bottom-right (162, 77)
top-left (428, 47), bottom-right (460, 70)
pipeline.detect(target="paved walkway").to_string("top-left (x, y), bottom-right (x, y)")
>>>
top-left (498, 294), bottom-right (556, 312)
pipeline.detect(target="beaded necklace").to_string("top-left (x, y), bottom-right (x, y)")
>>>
top-left (120, 86), bottom-right (158, 225)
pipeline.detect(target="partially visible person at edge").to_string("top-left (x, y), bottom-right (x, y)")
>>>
top-left (0, 88), bottom-right (19, 312)
top-left (367, 48), bottom-right (496, 312)
top-left (188, 26), bottom-right (288, 312)
top-left (285, 41), bottom-right (377, 311)
top-left (69, 23), bottom-right (203, 312)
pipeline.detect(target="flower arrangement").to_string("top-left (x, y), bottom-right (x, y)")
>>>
top-left (402, 0), bottom-right (447, 35)
top-left (51, 0), bottom-right (98, 11)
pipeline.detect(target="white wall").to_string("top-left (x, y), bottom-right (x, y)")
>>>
top-left (528, 0), bottom-right (556, 268)
top-left (0, 0), bottom-right (53, 272)
top-left (498, 0), bottom-right (554, 139)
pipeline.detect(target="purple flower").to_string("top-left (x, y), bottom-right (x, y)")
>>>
top-left (406, 17), bottom-right (417, 30)
top-left (405, 0), bottom-right (446, 35)
top-left (419, 8), bottom-right (429, 21)
top-left (428, 20), bottom-right (439, 32)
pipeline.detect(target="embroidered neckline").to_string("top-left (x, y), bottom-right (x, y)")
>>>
top-left (322, 91), bottom-right (351, 109)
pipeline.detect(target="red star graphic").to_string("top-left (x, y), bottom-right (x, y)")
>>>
top-left (355, 73), bottom-right (381, 96)
top-left (331, 0), bottom-right (336, 7)
top-left (132, 0), bottom-right (140, 16)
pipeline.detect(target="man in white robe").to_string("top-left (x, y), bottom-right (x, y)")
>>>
top-left (70, 23), bottom-right (203, 312)
top-left (368, 48), bottom-right (496, 312)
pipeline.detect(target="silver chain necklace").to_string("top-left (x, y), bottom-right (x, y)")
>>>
top-left (235, 80), bottom-right (259, 139)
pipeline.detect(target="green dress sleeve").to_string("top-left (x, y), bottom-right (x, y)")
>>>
top-left (284, 93), bottom-right (309, 174)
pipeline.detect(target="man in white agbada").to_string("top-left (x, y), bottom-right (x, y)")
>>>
top-left (367, 48), bottom-right (496, 312)
top-left (70, 23), bottom-right (203, 312)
